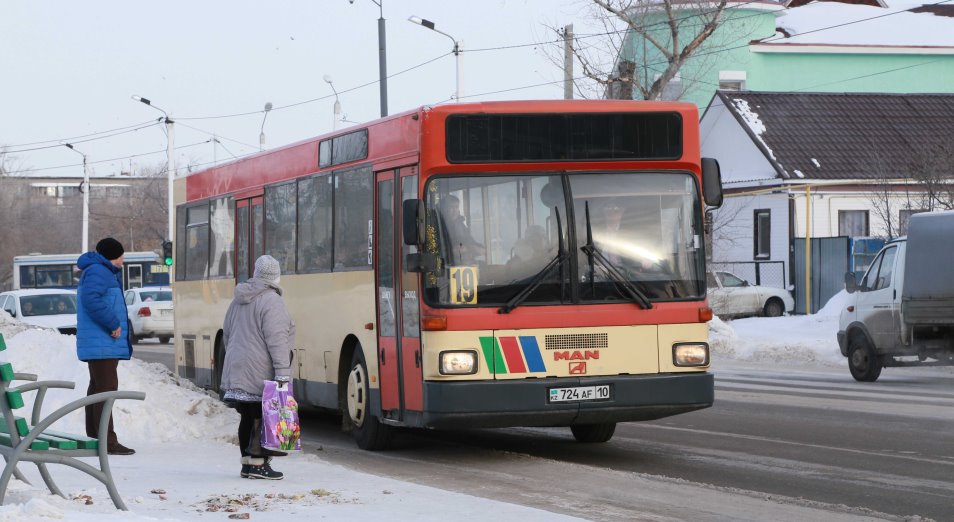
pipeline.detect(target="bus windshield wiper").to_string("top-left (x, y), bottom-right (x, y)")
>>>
top-left (581, 202), bottom-right (653, 310)
top-left (499, 207), bottom-right (568, 314)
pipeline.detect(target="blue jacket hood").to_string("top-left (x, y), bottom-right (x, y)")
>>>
top-left (77, 251), bottom-right (120, 273)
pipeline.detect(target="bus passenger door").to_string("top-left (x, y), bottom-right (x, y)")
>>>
top-left (375, 172), bottom-right (402, 417)
top-left (235, 196), bottom-right (264, 283)
top-left (398, 169), bottom-right (422, 414)
top-left (375, 167), bottom-right (423, 422)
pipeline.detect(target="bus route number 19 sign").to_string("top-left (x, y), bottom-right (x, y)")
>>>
top-left (449, 266), bottom-right (478, 305)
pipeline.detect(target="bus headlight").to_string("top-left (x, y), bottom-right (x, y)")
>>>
top-left (439, 350), bottom-right (478, 375)
top-left (673, 343), bottom-right (709, 367)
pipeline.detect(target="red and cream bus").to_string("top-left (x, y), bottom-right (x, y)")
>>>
top-left (172, 100), bottom-right (723, 450)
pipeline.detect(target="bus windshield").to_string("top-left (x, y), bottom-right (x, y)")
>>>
top-left (422, 172), bottom-right (705, 307)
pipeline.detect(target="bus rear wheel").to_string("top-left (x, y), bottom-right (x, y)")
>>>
top-left (570, 422), bottom-right (616, 443)
top-left (347, 349), bottom-right (392, 451)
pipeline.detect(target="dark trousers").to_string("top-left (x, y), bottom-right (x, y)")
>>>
top-left (85, 359), bottom-right (119, 446)
top-left (236, 401), bottom-right (262, 458)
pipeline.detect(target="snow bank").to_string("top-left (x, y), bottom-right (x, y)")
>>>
top-left (709, 292), bottom-right (847, 366)
top-left (0, 328), bottom-right (237, 445)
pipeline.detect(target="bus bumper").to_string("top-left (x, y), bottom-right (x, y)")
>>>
top-left (420, 372), bottom-right (713, 429)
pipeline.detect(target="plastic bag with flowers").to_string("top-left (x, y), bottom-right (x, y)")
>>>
top-left (261, 380), bottom-right (301, 452)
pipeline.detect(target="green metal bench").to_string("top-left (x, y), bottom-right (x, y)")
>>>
top-left (0, 333), bottom-right (145, 510)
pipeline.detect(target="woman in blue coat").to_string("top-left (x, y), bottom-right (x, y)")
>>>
top-left (76, 237), bottom-right (135, 455)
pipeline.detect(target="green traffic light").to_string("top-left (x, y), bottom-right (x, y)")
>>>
top-left (164, 257), bottom-right (173, 266)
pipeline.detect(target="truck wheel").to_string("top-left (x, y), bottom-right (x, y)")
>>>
top-left (159, 336), bottom-right (171, 344)
top-left (763, 298), bottom-right (784, 318)
top-left (848, 337), bottom-right (882, 382)
top-left (570, 422), bottom-right (616, 443)
top-left (347, 348), bottom-right (393, 451)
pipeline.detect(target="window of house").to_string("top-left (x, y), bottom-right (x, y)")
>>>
top-left (265, 182), bottom-right (298, 275)
top-left (838, 210), bottom-right (869, 237)
top-left (899, 208), bottom-right (926, 235)
top-left (718, 70), bottom-right (747, 91)
top-left (754, 209), bottom-right (770, 259)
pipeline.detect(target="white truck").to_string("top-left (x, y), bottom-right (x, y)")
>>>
top-left (838, 211), bottom-right (954, 381)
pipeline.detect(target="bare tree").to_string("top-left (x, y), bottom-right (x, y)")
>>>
top-left (546, 0), bottom-right (739, 101)
top-left (909, 141), bottom-right (954, 212)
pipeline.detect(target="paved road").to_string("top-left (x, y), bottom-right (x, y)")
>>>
top-left (135, 343), bottom-right (954, 520)
top-left (299, 361), bottom-right (954, 521)
top-left (132, 340), bottom-right (174, 370)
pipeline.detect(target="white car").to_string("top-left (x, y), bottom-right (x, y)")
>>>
top-left (0, 289), bottom-right (78, 335)
top-left (706, 270), bottom-right (794, 318)
top-left (125, 287), bottom-right (173, 343)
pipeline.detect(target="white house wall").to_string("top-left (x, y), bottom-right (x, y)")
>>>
top-left (700, 97), bottom-right (778, 185)
top-left (711, 193), bottom-right (790, 287)
top-left (789, 190), bottom-right (916, 238)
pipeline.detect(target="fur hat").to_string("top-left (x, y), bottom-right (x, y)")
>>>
top-left (254, 255), bottom-right (281, 284)
top-left (95, 237), bottom-right (125, 261)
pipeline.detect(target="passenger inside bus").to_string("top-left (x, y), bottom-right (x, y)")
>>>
top-left (439, 194), bottom-right (484, 264)
top-left (507, 225), bottom-right (551, 281)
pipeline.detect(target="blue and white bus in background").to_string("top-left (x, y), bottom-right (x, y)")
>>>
top-left (13, 251), bottom-right (170, 291)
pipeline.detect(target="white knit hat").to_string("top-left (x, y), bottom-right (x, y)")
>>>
top-left (254, 255), bottom-right (281, 284)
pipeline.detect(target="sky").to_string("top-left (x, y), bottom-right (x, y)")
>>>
top-left (1, 1), bottom-right (602, 180)
top-left (0, 290), bottom-right (896, 521)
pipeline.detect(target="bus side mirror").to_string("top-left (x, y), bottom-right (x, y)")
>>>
top-left (844, 272), bottom-right (858, 294)
top-left (403, 199), bottom-right (425, 246)
top-left (702, 157), bottom-right (723, 208)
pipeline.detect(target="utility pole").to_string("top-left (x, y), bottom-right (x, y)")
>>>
top-left (563, 24), bottom-right (574, 100)
top-left (63, 143), bottom-right (90, 252)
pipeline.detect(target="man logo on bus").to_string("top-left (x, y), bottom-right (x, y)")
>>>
top-left (553, 350), bottom-right (600, 361)
top-left (569, 362), bottom-right (587, 375)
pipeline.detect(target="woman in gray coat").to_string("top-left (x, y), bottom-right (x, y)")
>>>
top-left (221, 255), bottom-right (295, 480)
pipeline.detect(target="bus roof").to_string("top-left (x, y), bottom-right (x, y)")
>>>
top-left (178, 99), bottom-right (701, 203)
top-left (14, 251), bottom-right (159, 264)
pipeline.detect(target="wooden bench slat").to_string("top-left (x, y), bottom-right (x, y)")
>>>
top-left (0, 363), bottom-right (13, 383)
top-left (0, 417), bottom-right (33, 438)
top-left (0, 432), bottom-right (49, 450)
top-left (4, 390), bottom-right (23, 410)
top-left (38, 429), bottom-right (98, 450)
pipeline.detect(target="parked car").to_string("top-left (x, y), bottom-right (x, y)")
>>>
top-left (125, 287), bottom-right (173, 343)
top-left (706, 270), bottom-right (794, 318)
top-left (0, 289), bottom-right (78, 335)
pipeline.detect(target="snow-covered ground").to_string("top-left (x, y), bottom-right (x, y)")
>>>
top-left (0, 291), bottom-right (856, 521)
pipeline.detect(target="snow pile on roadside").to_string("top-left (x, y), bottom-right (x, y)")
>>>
top-left (0, 326), bottom-right (238, 444)
top-left (709, 291), bottom-right (849, 366)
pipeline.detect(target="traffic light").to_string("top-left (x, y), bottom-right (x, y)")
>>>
top-left (161, 240), bottom-right (173, 266)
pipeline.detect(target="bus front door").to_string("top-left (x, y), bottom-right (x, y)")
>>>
top-left (375, 167), bottom-right (423, 424)
top-left (126, 264), bottom-right (143, 289)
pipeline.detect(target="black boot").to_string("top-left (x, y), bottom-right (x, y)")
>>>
top-left (244, 457), bottom-right (283, 480)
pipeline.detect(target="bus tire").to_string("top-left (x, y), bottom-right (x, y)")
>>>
top-left (159, 336), bottom-right (171, 344)
top-left (347, 349), bottom-right (392, 451)
top-left (570, 422), bottom-right (616, 443)
top-left (848, 337), bottom-right (882, 382)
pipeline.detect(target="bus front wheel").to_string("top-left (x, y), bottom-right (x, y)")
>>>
top-left (570, 422), bottom-right (616, 443)
top-left (347, 349), bottom-right (392, 451)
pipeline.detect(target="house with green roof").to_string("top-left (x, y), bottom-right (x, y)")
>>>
top-left (615, 0), bottom-right (954, 107)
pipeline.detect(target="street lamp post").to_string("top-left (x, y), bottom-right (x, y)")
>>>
top-left (349, 0), bottom-right (388, 117)
top-left (409, 16), bottom-right (462, 102)
top-left (259, 102), bottom-right (273, 151)
top-left (323, 75), bottom-right (342, 130)
top-left (131, 95), bottom-right (175, 242)
top-left (63, 143), bottom-right (90, 252)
